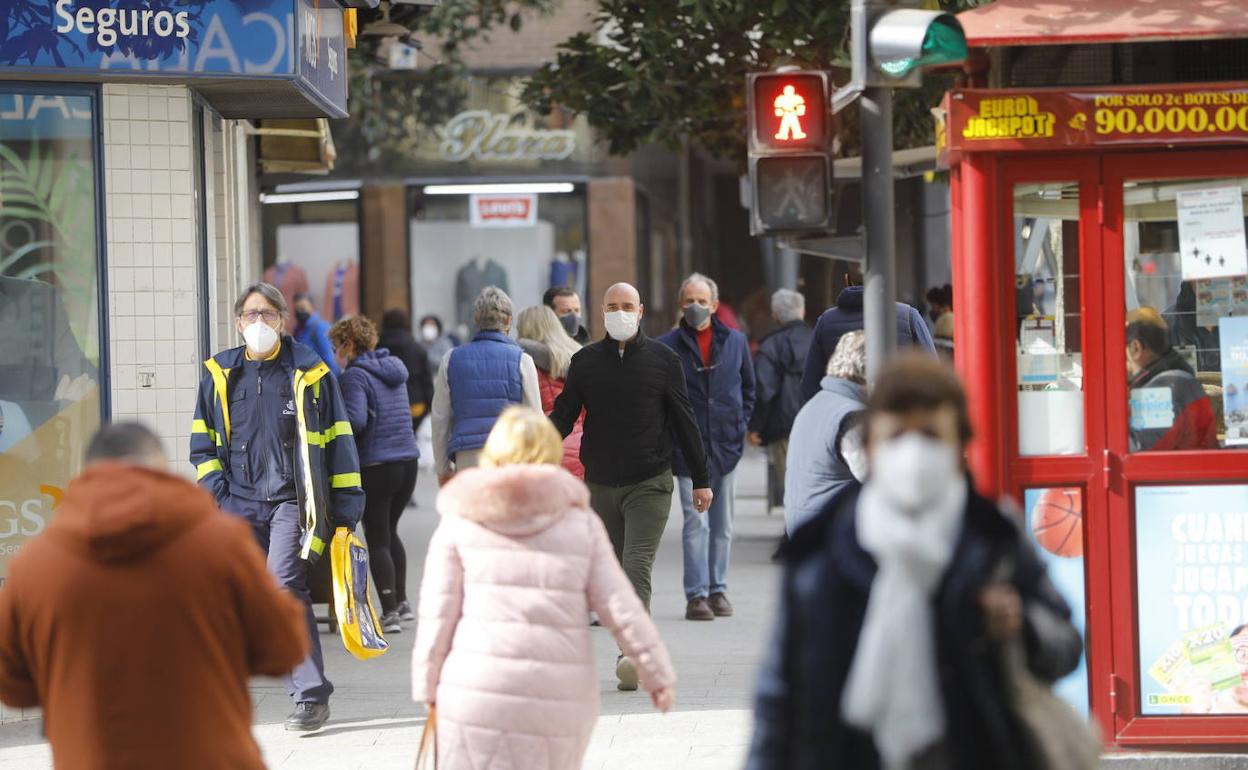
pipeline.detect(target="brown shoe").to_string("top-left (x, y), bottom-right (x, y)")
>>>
top-left (708, 592), bottom-right (734, 617)
top-left (685, 597), bottom-right (715, 621)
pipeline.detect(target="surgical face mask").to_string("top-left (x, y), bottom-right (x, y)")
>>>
top-left (421, 324), bottom-right (438, 342)
top-left (683, 303), bottom-right (712, 329)
top-left (868, 432), bottom-right (959, 513)
top-left (243, 321), bottom-right (279, 356)
top-left (559, 312), bottom-right (582, 336)
top-left (604, 311), bottom-right (640, 342)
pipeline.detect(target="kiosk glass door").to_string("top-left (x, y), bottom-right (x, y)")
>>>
top-left (1104, 152), bottom-right (1248, 745)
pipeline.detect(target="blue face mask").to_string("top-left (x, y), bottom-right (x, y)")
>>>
top-left (683, 303), bottom-right (712, 329)
top-left (559, 312), bottom-right (581, 336)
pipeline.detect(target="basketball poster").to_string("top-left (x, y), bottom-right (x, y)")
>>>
top-left (1136, 484), bottom-right (1248, 715)
top-left (1023, 488), bottom-right (1089, 716)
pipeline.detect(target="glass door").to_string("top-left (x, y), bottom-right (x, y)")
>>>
top-left (1104, 151), bottom-right (1248, 745)
top-left (1000, 156), bottom-right (1112, 733)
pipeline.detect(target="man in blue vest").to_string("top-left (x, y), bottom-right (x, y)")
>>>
top-left (431, 286), bottom-right (542, 485)
top-left (658, 273), bottom-right (756, 622)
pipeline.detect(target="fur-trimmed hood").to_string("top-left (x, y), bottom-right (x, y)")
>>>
top-left (436, 464), bottom-right (591, 536)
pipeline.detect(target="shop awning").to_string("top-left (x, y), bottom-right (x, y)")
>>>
top-left (959, 0), bottom-right (1248, 48)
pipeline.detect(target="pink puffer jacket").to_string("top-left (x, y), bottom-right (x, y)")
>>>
top-left (411, 465), bottom-right (676, 770)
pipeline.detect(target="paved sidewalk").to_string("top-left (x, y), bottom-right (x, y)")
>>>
top-left (0, 450), bottom-right (786, 769)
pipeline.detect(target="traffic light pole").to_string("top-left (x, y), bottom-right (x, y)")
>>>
top-left (861, 85), bottom-right (897, 383)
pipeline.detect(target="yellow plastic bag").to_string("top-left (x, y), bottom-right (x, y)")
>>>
top-left (330, 527), bottom-right (389, 660)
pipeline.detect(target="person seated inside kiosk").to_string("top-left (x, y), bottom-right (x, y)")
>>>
top-left (1127, 307), bottom-right (1218, 452)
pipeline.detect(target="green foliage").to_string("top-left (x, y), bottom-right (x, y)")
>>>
top-left (522, 0), bottom-right (981, 164)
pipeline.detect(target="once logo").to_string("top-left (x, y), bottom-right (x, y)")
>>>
top-left (54, 0), bottom-right (192, 49)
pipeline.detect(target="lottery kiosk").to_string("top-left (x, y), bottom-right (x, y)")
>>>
top-left (943, 0), bottom-right (1248, 748)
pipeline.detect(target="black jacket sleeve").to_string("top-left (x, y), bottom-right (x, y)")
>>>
top-left (549, 356), bottom-right (584, 439)
top-left (664, 354), bottom-right (710, 488)
top-left (1013, 529), bottom-right (1084, 683)
top-left (799, 322), bottom-right (827, 404)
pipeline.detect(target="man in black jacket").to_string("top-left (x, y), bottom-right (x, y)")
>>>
top-left (543, 286), bottom-right (591, 345)
top-left (748, 289), bottom-right (813, 507)
top-left (551, 282), bottom-right (712, 689)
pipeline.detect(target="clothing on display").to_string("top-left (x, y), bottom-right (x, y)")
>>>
top-left (263, 261), bottom-right (311, 334)
top-left (455, 259), bottom-right (510, 333)
top-left (322, 261), bottom-right (359, 322)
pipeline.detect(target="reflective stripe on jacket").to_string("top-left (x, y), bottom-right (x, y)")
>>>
top-left (189, 337), bottom-right (364, 563)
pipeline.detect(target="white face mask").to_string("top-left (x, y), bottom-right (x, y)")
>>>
top-left (604, 311), bottom-right (640, 342)
top-left (421, 324), bottom-right (438, 342)
top-left (867, 433), bottom-right (958, 513)
top-left (243, 321), bottom-right (279, 356)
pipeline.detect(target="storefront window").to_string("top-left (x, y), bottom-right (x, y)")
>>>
top-left (1124, 177), bottom-right (1248, 452)
top-left (0, 89), bottom-right (103, 582)
top-left (1023, 487), bottom-right (1089, 716)
top-left (1136, 484), bottom-right (1248, 715)
top-left (410, 188), bottom-right (588, 341)
top-left (1014, 182), bottom-right (1085, 456)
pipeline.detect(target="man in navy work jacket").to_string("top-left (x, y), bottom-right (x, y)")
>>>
top-left (799, 281), bottom-right (935, 402)
top-left (659, 273), bottom-right (756, 622)
top-left (430, 286), bottom-right (542, 485)
top-left (190, 282), bottom-right (364, 733)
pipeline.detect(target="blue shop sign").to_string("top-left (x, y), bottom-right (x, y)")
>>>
top-left (0, 0), bottom-right (348, 118)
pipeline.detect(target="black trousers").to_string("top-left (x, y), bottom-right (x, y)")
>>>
top-left (360, 460), bottom-right (418, 614)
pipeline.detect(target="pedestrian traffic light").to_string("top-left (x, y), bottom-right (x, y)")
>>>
top-left (852, 1), bottom-right (967, 89)
top-left (746, 70), bottom-right (834, 236)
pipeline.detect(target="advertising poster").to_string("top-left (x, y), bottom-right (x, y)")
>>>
top-left (1024, 488), bottom-right (1089, 717)
top-left (1176, 185), bottom-right (1248, 281)
top-left (1221, 316), bottom-right (1248, 445)
top-left (1136, 485), bottom-right (1248, 715)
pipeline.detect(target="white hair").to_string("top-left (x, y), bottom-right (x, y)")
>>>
top-left (771, 289), bottom-right (805, 323)
top-left (473, 286), bottom-right (514, 331)
top-left (827, 331), bottom-right (867, 383)
top-left (679, 272), bottom-right (719, 304)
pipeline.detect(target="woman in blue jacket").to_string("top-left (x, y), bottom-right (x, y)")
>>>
top-left (330, 316), bottom-right (421, 634)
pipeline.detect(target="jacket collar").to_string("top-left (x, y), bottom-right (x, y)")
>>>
top-left (819, 376), bottom-right (866, 402)
top-left (836, 285), bottom-right (865, 310)
top-left (473, 329), bottom-right (518, 346)
top-left (676, 316), bottom-right (727, 353)
top-left (209, 336), bottom-right (326, 375)
top-left (1130, 347), bottom-right (1194, 389)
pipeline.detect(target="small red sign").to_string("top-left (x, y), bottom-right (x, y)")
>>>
top-left (469, 194), bottom-right (537, 228)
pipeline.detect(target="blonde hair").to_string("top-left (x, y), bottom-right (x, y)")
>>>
top-left (480, 407), bottom-right (564, 468)
top-left (516, 305), bottom-right (582, 379)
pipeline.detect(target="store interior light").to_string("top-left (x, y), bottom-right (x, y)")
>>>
top-left (259, 190), bottom-right (360, 205)
top-left (422, 183), bottom-right (576, 195)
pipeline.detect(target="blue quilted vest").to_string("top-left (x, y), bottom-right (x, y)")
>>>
top-left (446, 331), bottom-right (524, 456)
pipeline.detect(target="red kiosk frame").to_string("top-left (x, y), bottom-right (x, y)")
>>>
top-left (945, 1), bottom-right (1248, 749)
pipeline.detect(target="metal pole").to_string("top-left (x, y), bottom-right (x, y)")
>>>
top-left (861, 85), bottom-right (897, 383)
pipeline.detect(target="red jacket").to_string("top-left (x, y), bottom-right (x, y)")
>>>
top-left (538, 369), bottom-right (585, 479)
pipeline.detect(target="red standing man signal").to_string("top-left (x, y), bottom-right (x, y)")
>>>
top-left (774, 85), bottom-right (808, 142)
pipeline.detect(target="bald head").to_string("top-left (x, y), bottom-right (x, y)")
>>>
top-left (604, 282), bottom-right (641, 309)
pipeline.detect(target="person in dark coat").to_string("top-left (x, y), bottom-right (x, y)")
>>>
top-left (748, 289), bottom-right (813, 504)
top-left (748, 354), bottom-right (1082, 770)
top-left (800, 283), bottom-right (935, 403)
top-left (658, 273), bottom-right (756, 622)
top-left (378, 309), bottom-right (435, 434)
top-left (544, 286), bottom-right (592, 345)
top-left (331, 315), bottom-right (422, 634)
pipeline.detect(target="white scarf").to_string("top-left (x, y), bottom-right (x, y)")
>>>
top-left (841, 476), bottom-right (967, 770)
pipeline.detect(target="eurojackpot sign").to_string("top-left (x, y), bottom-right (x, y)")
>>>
top-left (942, 83), bottom-right (1248, 160)
top-left (0, 0), bottom-right (348, 118)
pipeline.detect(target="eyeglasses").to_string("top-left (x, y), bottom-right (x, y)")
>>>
top-left (240, 309), bottom-right (280, 323)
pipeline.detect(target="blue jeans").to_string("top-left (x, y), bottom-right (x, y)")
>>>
top-left (677, 471), bottom-right (736, 601)
top-left (226, 496), bottom-right (334, 705)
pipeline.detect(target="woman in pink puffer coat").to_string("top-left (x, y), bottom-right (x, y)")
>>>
top-left (412, 407), bottom-right (676, 770)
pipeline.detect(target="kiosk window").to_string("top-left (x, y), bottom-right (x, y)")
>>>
top-left (1124, 177), bottom-right (1248, 452)
top-left (1014, 182), bottom-right (1084, 456)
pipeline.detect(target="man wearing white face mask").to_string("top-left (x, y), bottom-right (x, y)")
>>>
top-left (749, 354), bottom-right (1083, 770)
top-left (190, 283), bottom-right (364, 733)
top-left (550, 282), bottom-right (712, 690)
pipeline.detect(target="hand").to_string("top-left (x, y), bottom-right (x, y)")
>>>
top-left (747, 432), bottom-right (764, 447)
top-left (692, 488), bottom-right (713, 514)
top-left (55, 373), bottom-right (94, 402)
top-left (650, 686), bottom-right (674, 713)
top-left (438, 472), bottom-right (455, 487)
top-left (980, 584), bottom-right (1023, 640)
